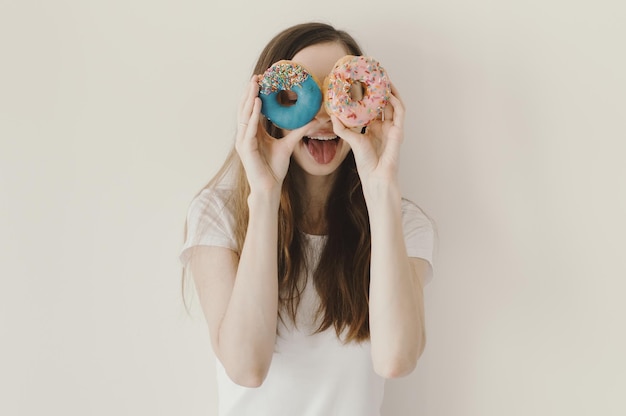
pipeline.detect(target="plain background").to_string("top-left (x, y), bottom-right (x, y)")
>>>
top-left (1, 0), bottom-right (625, 415)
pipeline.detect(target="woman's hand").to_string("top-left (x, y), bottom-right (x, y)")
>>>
top-left (330, 83), bottom-right (405, 197)
top-left (333, 85), bottom-right (425, 376)
top-left (235, 75), bottom-right (310, 194)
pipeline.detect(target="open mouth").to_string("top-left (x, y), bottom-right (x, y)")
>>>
top-left (302, 135), bottom-right (339, 143)
top-left (302, 136), bottom-right (340, 164)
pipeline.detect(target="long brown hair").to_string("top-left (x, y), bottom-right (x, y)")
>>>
top-left (182, 22), bottom-right (371, 342)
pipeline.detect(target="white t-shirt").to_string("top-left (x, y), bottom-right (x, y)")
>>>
top-left (180, 187), bottom-right (435, 416)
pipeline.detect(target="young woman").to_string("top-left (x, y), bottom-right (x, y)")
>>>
top-left (180, 22), bottom-right (434, 416)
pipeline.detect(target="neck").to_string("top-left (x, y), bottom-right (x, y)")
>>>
top-left (292, 166), bottom-right (339, 235)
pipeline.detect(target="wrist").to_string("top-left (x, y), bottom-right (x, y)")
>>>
top-left (362, 178), bottom-right (402, 210)
top-left (248, 187), bottom-right (281, 211)
top-left (365, 182), bottom-right (404, 238)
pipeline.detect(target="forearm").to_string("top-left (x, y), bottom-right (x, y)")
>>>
top-left (366, 182), bottom-right (426, 378)
top-left (217, 189), bottom-right (280, 386)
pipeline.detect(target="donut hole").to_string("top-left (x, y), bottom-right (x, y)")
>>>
top-left (277, 90), bottom-right (298, 106)
top-left (349, 82), bottom-right (366, 101)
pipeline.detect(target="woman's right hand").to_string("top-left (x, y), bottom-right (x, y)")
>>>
top-left (235, 75), bottom-right (312, 194)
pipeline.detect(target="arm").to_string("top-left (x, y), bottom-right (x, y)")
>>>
top-left (366, 184), bottom-right (428, 378)
top-left (190, 76), bottom-right (316, 387)
top-left (331, 84), bottom-right (428, 378)
top-left (190, 191), bottom-right (280, 388)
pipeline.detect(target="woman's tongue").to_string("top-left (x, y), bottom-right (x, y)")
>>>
top-left (306, 138), bottom-right (338, 164)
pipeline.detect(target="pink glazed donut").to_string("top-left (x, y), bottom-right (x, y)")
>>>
top-left (323, 55), bottom-right (391, 128)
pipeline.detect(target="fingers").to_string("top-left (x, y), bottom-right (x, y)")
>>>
top-left (236, 76), bottom-right (262, 151)
top-left (389, 82), bottom-right (403, 102)
top-left (377, 83), bottom-right (405, 161)
top-left (281, 121), bottom-right (314, 151)
top-left (331, 116), bottom-right (362, 148)
top-left (388, 83), bottom-right (405, 129)
top-left (238, 75), bottom-right (259, 122)
top-left (247, 98), bottom-right (262, 135)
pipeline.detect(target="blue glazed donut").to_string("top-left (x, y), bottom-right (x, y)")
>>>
top-left (258, 61), bottom-right (322, 130)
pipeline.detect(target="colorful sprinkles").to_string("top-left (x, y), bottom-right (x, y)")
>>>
top-left (324, 56), bottom-right (391, 128)
top-left (258, 61), bottom-right (310, 95)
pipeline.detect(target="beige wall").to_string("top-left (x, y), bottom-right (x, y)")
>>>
top-left (1, 0), bottom-right (625, 415)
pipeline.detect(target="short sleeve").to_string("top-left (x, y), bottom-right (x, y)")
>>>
top-left (401, 198), bottom-right (435, 285)
top-left (179, 187), bottom-right (238, 267)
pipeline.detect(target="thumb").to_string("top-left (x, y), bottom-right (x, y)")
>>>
top-left (281, 119), bottom-right (317, 151)
top-left (331, 116), bottom-right (362, 148)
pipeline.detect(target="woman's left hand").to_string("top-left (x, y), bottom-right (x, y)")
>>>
top-left (330, 83), bottom-right (405, 196)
